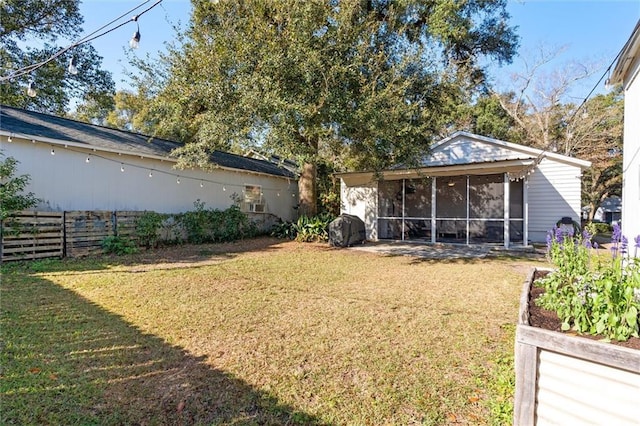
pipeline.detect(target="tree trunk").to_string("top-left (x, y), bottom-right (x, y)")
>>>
top-left (298, 162), bottom-right (317, 217)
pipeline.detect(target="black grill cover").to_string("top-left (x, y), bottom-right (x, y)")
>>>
top-left (328, 214), bottom-right (366, 247)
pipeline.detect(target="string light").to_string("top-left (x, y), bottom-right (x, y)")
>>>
top-left (129, 16), bottom-right (141, 49)
top-left (4, 130), bottom-right (296, 195)
top-left (68, 56), bottom-right (79, 75)
top-left (27, 81), bottom-right (36, 97)
top-left (0, 0), bottom-right (163, 84)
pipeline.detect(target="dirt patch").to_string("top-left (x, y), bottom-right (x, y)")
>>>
top-left (529, 270), bottom-right (640, 350)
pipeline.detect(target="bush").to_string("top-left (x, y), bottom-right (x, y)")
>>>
top-left (589, 222), bottom-right (612, 234)
top-left (136, 211), bottom-right (167, 248)
top-left (178, 200), bottom-right (257, 244)
top-left (292, 214), bottom-right (334, 242)
top-left (271, 221), bottom-right (296, 240)
top-left (536, 224), bottom-right (640, 341)
top-left (102, 235), bottom-right (138, 255)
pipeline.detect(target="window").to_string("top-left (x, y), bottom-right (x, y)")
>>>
top-left (243, 185), bottom-right (264, 212)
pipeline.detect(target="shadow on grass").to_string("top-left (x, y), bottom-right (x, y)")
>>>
top-left (1, 236), bottom-right (286, 275)
top-left (0, 272), bottom-right (326, 425)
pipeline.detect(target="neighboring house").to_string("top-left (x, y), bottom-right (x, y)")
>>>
top-left (582, 196), bottom-right (622, 225)
top-left (611, 19), bottom-right (640, 241)
top-left (0, 105), bottom-right (298, 222)
top-left (337, 131), bottom-right (591, 248)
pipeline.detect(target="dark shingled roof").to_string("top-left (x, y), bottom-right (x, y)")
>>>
top-left (0, 105), bottom-right (295, 178)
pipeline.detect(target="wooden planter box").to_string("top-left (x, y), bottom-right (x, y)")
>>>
top-left (514, 268), bottom-right (640, 425)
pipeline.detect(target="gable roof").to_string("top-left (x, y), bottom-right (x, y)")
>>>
top-left (0, 105), bottom-right (295, 178)
top-left (426, 131), bottom-right (591, 169)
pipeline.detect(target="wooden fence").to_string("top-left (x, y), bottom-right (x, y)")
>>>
top-left (1, 211), bottom-right (64, 261)
top-left (1, 210), bottom-right (147, 262)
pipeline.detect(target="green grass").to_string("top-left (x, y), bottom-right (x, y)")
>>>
top-left (1, 239), bottom-right (544, 425)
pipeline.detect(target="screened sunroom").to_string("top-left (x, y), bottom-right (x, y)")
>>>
top-left (377, 174), bottom-right (524, 245)
top-left (338, 131), bottom-right (591, 247)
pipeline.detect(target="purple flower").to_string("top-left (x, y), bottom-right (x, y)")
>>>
top-left (612, 223), bottom-right (622, 244)
top-left (593, 241), bottom-right (599, 250)
top-left (635, 235), bottom-right (640, 248)
top-left (555, 226), bottom-right (564, 243)
top-left (611, 245), bottom-right (619, 259)
top-left (621, 236), bottom-right (628, 255)
top-left (546, 230), bottom-right (553, 251)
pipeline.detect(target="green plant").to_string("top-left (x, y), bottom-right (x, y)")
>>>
top-left (536, 224), bottom-right (640, 341)
top-left (589, 222), bottom-right (612, 235)
top-left (270, 221), bottom-right (296, 240)
top-left (179, 201), bottom-right (257, 244)
top-left (0, 153), bottom-right (40, 221)
top-left (102, 235), bottom-right (138, 255)
top-left (292, 214), bottom-right (333, 242)
top-left (135, 211), bottom-right (167, 248)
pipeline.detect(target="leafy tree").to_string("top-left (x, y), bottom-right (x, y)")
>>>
top-left (0, 153), bottom-right (39, 221)
top-left (0, 0), bottom-right (114, 115)
top-left (493, 47), bottom-right (623, 221)
top-left (137, 0), bottom-right (517, 215)
top-left (449, 92), bottom-right (523, 142)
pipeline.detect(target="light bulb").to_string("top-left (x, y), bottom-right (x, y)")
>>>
top-left (149, 170), bottom-right (153, 178)
top-left (120, 164), bottom-right (125, 172)
top-left (604, 78), bottom-right (612, 91)
top-left (86, 156), bottom-right (91, 163)
top-left (176, 177), bottom-right (181, 184)
top-left (129, 30), bottom-right (140, 49)
top-left (68, 56), bottom-right (78, 75)
top-left (200, 181), bottom-right (204, 188)
top-left (7, 136), bottom-right (12, 142)
top-left (50, 148), bottom-right (55, 155)
top-left (222, 186), bottom-right (226, 191)
top-left (27, 81), bottom-right (36, 97)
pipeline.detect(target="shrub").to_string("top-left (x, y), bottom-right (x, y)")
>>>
top-left (136, 211), bottom-right (167, 248)
top-left (590, 222), bottom-right (612, 235)
top-left (102, 235), bottom-right (138, 255)
top-left (271, 221), bottom-right (296, 240)
top-left (536, 224), bottom-right (640, 341)
top-left (178, 200), bottom-right (257, 244)
top-left (292, 214), bottom-right (334, 242)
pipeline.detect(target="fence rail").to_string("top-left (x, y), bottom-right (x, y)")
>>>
top-left (1, 209), bottom-right (278, 262)
top-left (1, 211), bottom-right (64, 261)
top-left (1, 210), bottom-right (147, 262)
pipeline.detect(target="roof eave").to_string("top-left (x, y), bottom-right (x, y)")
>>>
top-left (611, 19), bottom-right (640, 84)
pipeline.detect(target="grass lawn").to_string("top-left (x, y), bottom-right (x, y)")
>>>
top-left (1, 238), bottom-right (545, 425)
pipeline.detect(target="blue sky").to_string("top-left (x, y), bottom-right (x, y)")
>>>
top-left (79, 0), bottom-right (640, 100)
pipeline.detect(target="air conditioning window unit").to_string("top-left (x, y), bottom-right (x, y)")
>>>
top-left (248, 203), bottom-right (265, 213)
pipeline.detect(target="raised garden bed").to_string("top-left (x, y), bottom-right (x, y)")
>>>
top-left (514, 268), bottom-right (640, 425)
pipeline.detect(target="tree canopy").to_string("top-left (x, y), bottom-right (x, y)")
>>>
top-left (133, 0), bottom-right (518, 215)
top-left (0, 0), bottom-right (114, 115)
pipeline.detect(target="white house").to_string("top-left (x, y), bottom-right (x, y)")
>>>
top-left (337, 131), bottom-right (591, 248)
top-left (0, 105), bottom-right (298, 222)
top-left (611, 19), bottom-right (640, 242)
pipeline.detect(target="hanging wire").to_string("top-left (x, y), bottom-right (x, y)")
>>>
top-left (0, 0), bottom-right (163, 82)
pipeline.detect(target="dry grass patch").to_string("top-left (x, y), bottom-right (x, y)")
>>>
top-left (1, 238), bottom-right (544, 425)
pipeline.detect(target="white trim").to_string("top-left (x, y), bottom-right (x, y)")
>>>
top-left (430, 131), bottom-right (591, 169)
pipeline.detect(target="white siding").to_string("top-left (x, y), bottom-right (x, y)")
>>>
top-left (426, 136), bottom-right (532, 166)
top-left (341, 179), bottom-right (377, 240)
top-left (622, 52), bottom-right (640, 243)
top-left (1, 138), bottom-right (297, 221)
top-left (536, 350), bottom-right (640, 426)
top-left (528, 159), bottom-right (583, 243)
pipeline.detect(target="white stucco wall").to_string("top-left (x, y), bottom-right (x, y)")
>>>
top-left (1, 137), bottom-right (297, 221)
top-left (340, 179), bottom-right (377, 240)
top-left (527, 158), bottom-right (583, 243)
top-left (621, 52), bottom-right (640, 241)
